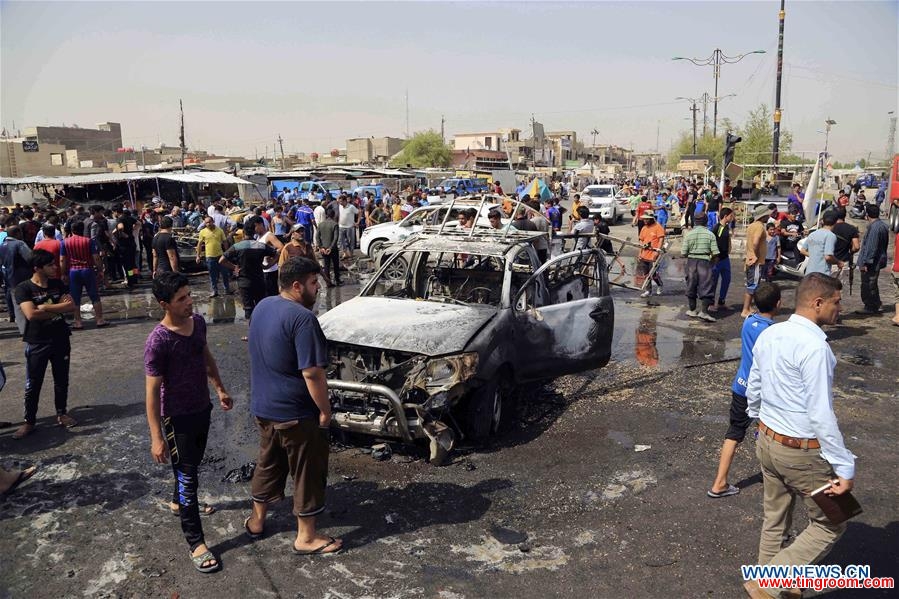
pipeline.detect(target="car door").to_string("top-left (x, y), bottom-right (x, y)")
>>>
top-left (298, 181), bottom-right (312, 201)
top-left (511, 248), bottom-right (614, 378)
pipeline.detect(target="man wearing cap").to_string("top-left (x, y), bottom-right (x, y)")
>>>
top-left (742, 205), bottom-right (770, 318)
top-left (637, 210), bottom-right (665, 298)
top-left (682, 212), bottom-right (720, 321)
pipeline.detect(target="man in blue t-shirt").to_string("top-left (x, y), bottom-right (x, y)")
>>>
top-left (244, 257), bottom-right (343, 556)
top-left (708, 281), bottom-right (781, 498)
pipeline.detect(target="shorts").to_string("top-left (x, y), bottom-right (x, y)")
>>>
top-left (745, 264), bottom-right (762, 294)
top-left (892, 271), bottom-right (899, 304)
top-left (69, 268), bottom-right (100, 305)
top-left (250, 416), bottom-right (330, 517)
top-left (725, 391), bottom-right (752, 442)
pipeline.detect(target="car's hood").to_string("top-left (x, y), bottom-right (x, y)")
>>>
top-left (362, 221), bottom-right (396, 235)
top-left (319, 296), bottom-right (496, 356)
top-left (589, 197), bottom-right (614, 205)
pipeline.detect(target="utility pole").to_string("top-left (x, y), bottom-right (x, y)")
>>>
top-left (885, 112), bottom-right (896, 161)
top-left (277, 134), bottom-right (285, 170)
top-left (772, 0), bottom-right (786, 173)
top-left (700, 92), bottom-right (710, 136)
top-left (690, 102), bottom-right (699, 154)
top-left (405, 89), bottom-right (409, 139)
top-left (673, 48), bottom-right (765, 137)
top-left (179, 99), bottom-right (186, 173)
top-left (440, 115), bottom-right (445, 143)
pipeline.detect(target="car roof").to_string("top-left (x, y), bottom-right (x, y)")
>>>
top-left (398, 228), bottom-right (545, 257)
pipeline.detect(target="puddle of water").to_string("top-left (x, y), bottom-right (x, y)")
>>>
top-left (611, 293), bottom-right (740, 370)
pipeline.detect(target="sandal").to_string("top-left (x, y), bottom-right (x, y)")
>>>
top-left (707, 484), bottom-right (740, 498)
top-left (57, 414), bottom-right (78, 428)
top-left (244, 516), bottom-right (264, 540)
top-left (169, 502), bottom-right (215, 516)
top-left (1, 465), bottom-right (37, 496)
top-left (291, 536), bottom-right (343, 556)
top-left (190, 549), bottom-right (220, 573)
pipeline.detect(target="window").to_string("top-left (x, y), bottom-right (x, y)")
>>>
top-left (50, 153), bottom-right (64, 166)
top-left (484, 136), bottom-right (492, 149)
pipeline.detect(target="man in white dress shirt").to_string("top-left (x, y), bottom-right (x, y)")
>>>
top-left (744, 272), bottom-right (856, 598)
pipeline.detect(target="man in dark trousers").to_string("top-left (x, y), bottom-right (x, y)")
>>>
top-left (12, 249), bottom-right (76, 439)
top-left (219, 217), bottom-right (277, 321)
top-left (856, 204), bottom-right (889, 314)
top-left (314, 207), bottom-right (341, 287)
top-left (744, 273), bottom-right (855, 599)
top-left (144, 272), bottom-right (232, 573)
top-left (244, 257), bottom-right (343, 556)
top-left (0, 225), bottom-right (32, 323)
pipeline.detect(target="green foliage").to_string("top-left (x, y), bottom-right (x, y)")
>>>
top-left (391, 130), bottom-right (452, 168)
top-left (669, 103), bottom-right (795, 172)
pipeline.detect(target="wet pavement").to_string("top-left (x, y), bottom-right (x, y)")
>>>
top-left (1, 246), bottom-right (897, 598)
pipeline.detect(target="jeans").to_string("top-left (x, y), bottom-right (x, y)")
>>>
top-left (206, 257), bottom-right (230, 293)
top-left (711, 257), bottom-right (732, 304)
top-left (338, 227), bottom-right (355, 252)
top-left (24, 337), bottom-right (71, 424)
top-left (320, 249), bottom-right (340, 284)
top-left (164, 403), bottom-right (211, 552)
top-left (860, 267), bottom-right (882, 310)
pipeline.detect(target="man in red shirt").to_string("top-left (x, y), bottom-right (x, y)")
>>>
top-left (62, 220), bottom-right (107, 329)
top-left (34, 224), bottom-right (65, 280)
top-left (632, 196), bottom-right (654, 233)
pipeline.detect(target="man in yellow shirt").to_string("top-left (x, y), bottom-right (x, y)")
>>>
top-left (391, 199), bottom-right (403, 222)
top-left (741, 205), bottom-right (770, 317)
top-left (568, 193), bottom-right (583, 231)
top-left (196, 216), bottom-right (231, 297)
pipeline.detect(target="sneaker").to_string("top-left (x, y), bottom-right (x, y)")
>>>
top-left (685, 309), bottom-right (699, 317)
top-left (654, 288), bottom-right (663, 296)
top-left (640, 290), bottom-right (651, 298)
top-left (697, 311), bottom-right (717, 322)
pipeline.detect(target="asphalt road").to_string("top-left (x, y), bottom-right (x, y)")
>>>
top-left (1, 243), bottom-right (897, 598)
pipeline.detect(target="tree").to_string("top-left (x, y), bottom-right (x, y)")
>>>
top-left (668, 103), bottom-right (794, 172)
top-left (391, 130), bottom-right (452, 168)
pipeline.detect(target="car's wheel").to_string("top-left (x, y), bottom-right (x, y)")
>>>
top-left (464, 375), bottom-right (513, 442)
top-left (367, 239), bottom-right (387, 259)
top-left (381, 255), bottom-right (408, 281)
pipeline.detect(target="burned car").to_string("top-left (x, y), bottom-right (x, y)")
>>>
top-left (318, 223), bottom-right (614, 462)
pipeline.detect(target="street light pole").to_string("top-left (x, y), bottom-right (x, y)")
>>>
top-left (824, 119), bottom-right (836, 158)
top-left (673, 48), bottom-right (766, 137)
top-left (675, 97), bottom-right (701, 154)
top-left (772, 0), bottom-right (786, 172)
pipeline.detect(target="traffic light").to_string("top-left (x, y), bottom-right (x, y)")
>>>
top-left (723, 132), bottom-right (742, 167)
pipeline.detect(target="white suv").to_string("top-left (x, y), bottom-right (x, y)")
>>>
top-left (360, 199), bottom-right (502, 258)
top-left (581, 184), bottom-right (621, 222)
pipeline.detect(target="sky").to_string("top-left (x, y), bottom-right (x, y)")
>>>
top-left (2, 1), bottom-right (897, 163)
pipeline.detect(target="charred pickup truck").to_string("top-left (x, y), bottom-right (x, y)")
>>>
top-left (318, 209), bottom-right (614, 462)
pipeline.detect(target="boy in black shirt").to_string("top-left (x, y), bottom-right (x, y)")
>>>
top-left (12, 249), bottom-right (76, 439)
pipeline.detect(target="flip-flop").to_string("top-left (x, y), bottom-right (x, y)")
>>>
top-left (1, 466), bottom-right (37, 497)
top-left (169, 502), bottom-right (215, 516)
top-left (244, 516), bottom-right (264, 540)
top-left (291, 536), bottom-right (342, 556)
top-left (190, 549), bottom-right (221, 573)
top-left (707, 484), bottom-right (740, 498)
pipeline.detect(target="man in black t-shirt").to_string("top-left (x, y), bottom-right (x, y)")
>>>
top-left (12, 249), bottom-right (76, 439)
top-left (152, 216), bottom-right (180, 276)
top-left (220, 217), bottom-right (277, 320)
top-left (710, 207), bottom-right (734, 311)
top-left (831, 208), bottom-right (859, 278)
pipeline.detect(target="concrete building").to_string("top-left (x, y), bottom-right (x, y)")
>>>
top-left (452, 129), bottom-right (521, 153)
top-left (23, 122), bottom-right (123, 153)
top-left (346, 137), bottom-right (405, 165)
top-left (545, 131), bottom-right (578, 166)
top-left (1, 138), bottom-right (69, 177)
top-left (451, 149), bottom-right (511, 170)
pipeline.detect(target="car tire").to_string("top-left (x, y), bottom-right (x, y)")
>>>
top-left (368, 239), bottom-right (387, 259)
top-left (381, 254), bottom-right (408, 281)
top-left (464, 374), bottom-right (513, 442)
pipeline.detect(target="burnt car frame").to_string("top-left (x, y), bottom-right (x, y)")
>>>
top-left (319, 202), bottom-right (615, 462)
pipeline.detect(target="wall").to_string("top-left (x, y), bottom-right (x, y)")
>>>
top-left (347, 138), bottom-right (372, 163)
top-left (1, 140), bottom-right (69, 177)
top-left (24, 122), bottom-right (123, 153)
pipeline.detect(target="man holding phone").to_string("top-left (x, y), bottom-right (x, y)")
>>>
top-left (744, 273), bottom-right (855, 598)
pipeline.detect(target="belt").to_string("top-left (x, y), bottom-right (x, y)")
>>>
top-left (758, 421), bottom-right (820, 450)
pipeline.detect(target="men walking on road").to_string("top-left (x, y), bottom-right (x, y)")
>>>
top-left (337, 195), bottom-right (358, 260)
top-left (144, 272), bottom-right (232, 573)
top-left (856, 204), bottom-right (889, 315)
top-left (802, 211), bottom-right (841, 276)
top-left (196, 216), bottom-right (230, 297)
top-left (710, 207), bottom-right (734, 312)
top-left (12, 249), bottom-right (76, 439)
top-left (220, 217), bottom-right (277, 321)
top-left (681, 212), bottom-right (719, 322)
top-left (315, 208), bottom-right (341, 287)
top-left (62, 220), bottom-right (107, 329)
top-left (152, 216), bottom-right (180, 276)
top-left (708, 282), bottom-right (780, 498)
top-left (637, 210), bottom-right (665, 298)
top-left (742, 205), bottom-right (770, 318)
top-left (1, 225), bottom-right (32, 323)
top-left (744, 273), bottom-right (855, 599)
top-left (244, 257), bottom-right (343, 556)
